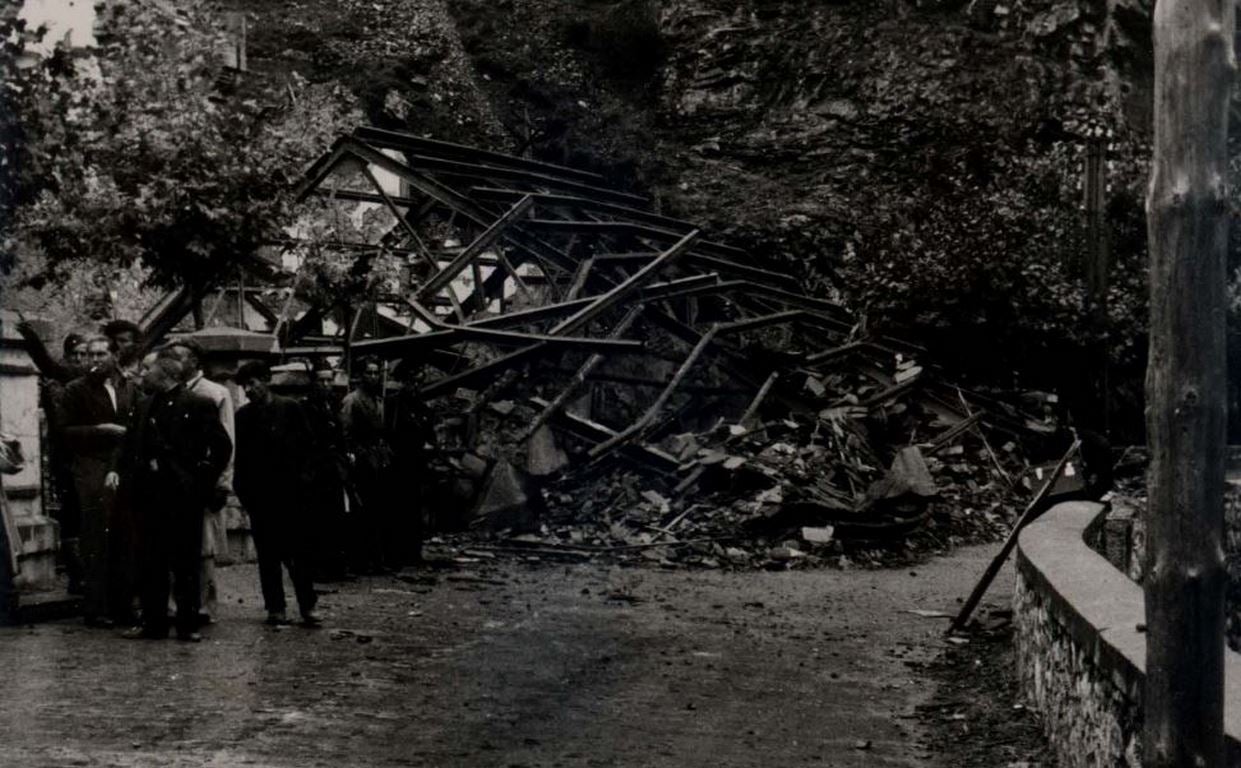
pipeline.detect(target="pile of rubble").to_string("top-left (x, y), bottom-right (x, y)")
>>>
top-left (285, 126), bottom-right (1066, 569)
top-left (423, 348), bottom-right (1060, 570)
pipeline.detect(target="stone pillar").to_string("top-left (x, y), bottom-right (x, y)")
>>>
top-left (0, 310), bottom-right (59, 590)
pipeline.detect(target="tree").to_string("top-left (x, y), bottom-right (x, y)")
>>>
top-left (2, 1), bottom-right (356, 304)
top-left (1144, 1), bottom-right (1233, 766)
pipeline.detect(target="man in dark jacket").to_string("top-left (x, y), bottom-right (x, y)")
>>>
top-left (388, 359), bottom-right (437, 567)
top-left (15, 320), bottom-right (87, 592)
top-left (60, 335), bottom-right (136, 626)
top-left (118, 349), bottom-right (231, 642)
top-left (303, 366), bottom-right (349, 582)
top-left (234, 361), bottom-right (321, 626)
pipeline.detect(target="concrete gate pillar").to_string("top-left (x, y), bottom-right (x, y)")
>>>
top-left (0, 311), bottom-right (60, 595)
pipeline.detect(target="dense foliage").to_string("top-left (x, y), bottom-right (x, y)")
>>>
top-left (1, 0), bottom-right (355, 296)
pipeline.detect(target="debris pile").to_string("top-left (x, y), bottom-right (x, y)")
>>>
top-left (519, 362), bottom-right (1046, 569)
top-left (285, 126), bottom-right (1065, 569)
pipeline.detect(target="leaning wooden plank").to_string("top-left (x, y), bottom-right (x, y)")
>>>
top-left (520, 306), bottom-right (645, 442)
top-left (949, 439), bottom-right (1081, 633)
top-left (550, 230), bottom-right (699, 336)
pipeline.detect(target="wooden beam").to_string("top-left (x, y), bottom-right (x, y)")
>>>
top-left (550, 230), bottom-right (699, 335)
top-left (415, 195), bottom-right (534, 301)
top-left (586, 310), bottom-right (800, 458)
top-left (351, 326), bottom-right (643, 356)
top-left (353, 126), bottom-right (608, 185)
top-left (337, 138), bottom-right (579, 275)
top-left (358, 163), bottom-right (468, 323)
top-left (520, 306), bottom-right (644, 442)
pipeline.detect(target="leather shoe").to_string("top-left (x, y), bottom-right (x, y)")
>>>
top-left (121, 626), bottom-right (166, 640)
top-left (300, 610), bottom-right (323, 628)
top-left (266, 610), bottom-right (291, 626)
top-left (175, 630), bottom-right (202, 643)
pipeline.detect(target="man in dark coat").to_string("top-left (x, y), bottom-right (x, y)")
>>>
top-left (60, 335), bottom-right (136, 626)
top-left (388, 359), bottom-right (437, 567)
top-left (15, 319), bottom-right (87, 592)
top-left (303, 366), bottom-right (349, 582)
top-left (234, 361), bottom-right (321, 626)
top-left (118, 349), bottom-right (231, 642)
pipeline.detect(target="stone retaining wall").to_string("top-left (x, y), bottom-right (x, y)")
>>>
top-left (1014, 501), bottom-right (1241, 767)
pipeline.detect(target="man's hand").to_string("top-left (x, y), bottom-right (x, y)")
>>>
top-left (104, 472), bottom-right (120, 491)
top-left (14, 319), bottom-right (36, 340)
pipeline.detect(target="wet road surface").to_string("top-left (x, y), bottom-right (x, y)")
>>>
top-left (0, 545), bottom-right (1008, 767)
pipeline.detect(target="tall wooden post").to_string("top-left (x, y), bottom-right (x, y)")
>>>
top-left (1144, 1), bottom-right (1234, 766)
top-left (1083, 126), bottom-right (1111, 435)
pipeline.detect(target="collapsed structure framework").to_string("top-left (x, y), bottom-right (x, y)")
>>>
top-left (142, 125), bottom-right (1029, 479)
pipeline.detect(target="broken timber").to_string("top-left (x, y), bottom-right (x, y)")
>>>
top-left (272, 125), bottom-right (1033, 511)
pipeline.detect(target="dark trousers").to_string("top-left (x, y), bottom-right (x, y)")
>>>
top-left (72, 456), bottom-right (121, 620)
top-left (308, 467), bottom-right (348, 581)
top-left (349, 461), bottom-right (388, 571)
top-left (249, 505), bottom-right (316, 616)
top-left (137, 500), bottom-right (203, 635)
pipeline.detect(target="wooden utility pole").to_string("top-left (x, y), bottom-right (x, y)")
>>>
top-left (1144, 1), bottom-right (1233, 766)
top-left (1082, 125), bottom-right (1111, 436)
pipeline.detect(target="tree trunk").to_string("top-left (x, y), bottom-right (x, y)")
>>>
top-left (1144, 2), bottom-right (1234, 766)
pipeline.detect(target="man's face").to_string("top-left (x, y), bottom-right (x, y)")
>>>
top-left (66, 343), bottom-right (86, 369)
top-left (172, 345), bottom-right (200, 378)
top-left (139, 353), bottom-right (163, 393)
top-left (243, 378), bottom-right (271, 404)
top-left (85, 340), bottom-right (115, 377)
top-left (112, 331), bottom-right (138, 360)
top-left (314, 371), bottom-right (334, 394)
top-left (361, 363), bottom-right (381, 392)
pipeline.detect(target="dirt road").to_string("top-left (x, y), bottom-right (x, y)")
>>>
top-left (0, 545), bottom-right (1034, 767)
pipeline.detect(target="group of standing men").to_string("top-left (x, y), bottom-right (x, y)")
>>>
top-left (19, 320), bottom-right (436, 641)
top-left (21, 322), bottom-right (232, 641)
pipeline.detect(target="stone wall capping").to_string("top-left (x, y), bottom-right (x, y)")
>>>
top-left (1015, 500), bottom-right (1241, 765)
